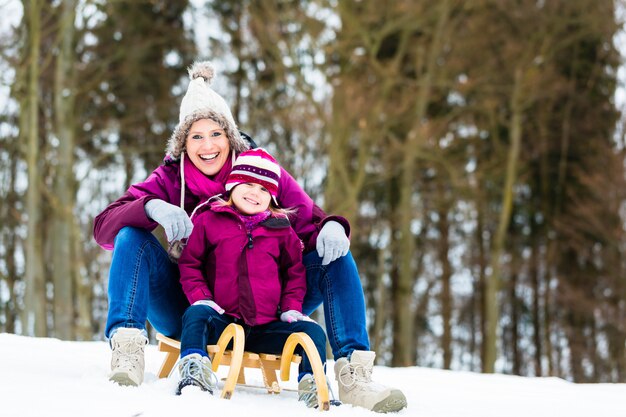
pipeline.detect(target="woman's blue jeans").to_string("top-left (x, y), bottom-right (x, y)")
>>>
top-left (180, 305), bottom-right (327, 380)
top-left (105, 226), bottom-right (370, 359)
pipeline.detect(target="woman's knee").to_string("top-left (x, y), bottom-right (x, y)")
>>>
top-left (302, 322), bottom-right (327, 346)
top-left (115, 226), bottom-right (154, 247)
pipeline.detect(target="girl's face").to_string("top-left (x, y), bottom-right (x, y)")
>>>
top-left (231, 183), bottom-right (272, 215)
top-left (185, 119), bottom-right (230, 176)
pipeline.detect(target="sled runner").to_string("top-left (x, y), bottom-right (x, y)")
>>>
top-left (156, 323), bottom-right (330, 410)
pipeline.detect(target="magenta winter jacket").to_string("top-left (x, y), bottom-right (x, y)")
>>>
top-left (93, 157), bottom-right (350, 253)
top-left (179, 203), bottom-right (306, 326)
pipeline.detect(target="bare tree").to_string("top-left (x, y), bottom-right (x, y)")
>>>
top-left (50, 0), bottom-right (78, 340)
top-left (22, 0), bottom-right (46, 337)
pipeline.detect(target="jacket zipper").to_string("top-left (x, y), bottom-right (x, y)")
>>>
top-left (247, 231), bottom-right (254, 249)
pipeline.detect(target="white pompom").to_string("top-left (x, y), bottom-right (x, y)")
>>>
top-left (188, 61), bottom-right (215, 84)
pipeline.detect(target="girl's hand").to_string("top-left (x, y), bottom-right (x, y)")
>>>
top-left (280, 310), bottom-right (314, 323)
top-left (193, 299), bottom-right (225, 314)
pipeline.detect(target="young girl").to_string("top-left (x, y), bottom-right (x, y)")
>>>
top-left (175, 148), bottom-right (329, 407)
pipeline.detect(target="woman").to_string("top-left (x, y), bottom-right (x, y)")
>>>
top-left (93, 61), bottom-right (406, 413)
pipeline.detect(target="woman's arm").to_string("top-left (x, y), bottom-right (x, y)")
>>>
top-left (93, 165), bottom-right (177, 250)
top-left (276, 167), bottom-right (350, 253)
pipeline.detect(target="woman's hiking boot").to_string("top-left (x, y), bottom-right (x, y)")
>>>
top-left (109, 328), bottom-right (148, 386)
top-left (334, 350), bottom-right (407, 413)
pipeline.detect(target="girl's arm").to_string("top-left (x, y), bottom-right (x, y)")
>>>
top-left (178, 212), bottom-right (215, 305)
top-left (278, 230), bottom-right (308, 313)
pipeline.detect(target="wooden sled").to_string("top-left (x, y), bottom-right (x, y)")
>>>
top-left (156, 323), bottom-right (330, 410)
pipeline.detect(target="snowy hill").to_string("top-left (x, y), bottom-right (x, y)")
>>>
top-left (1, 333), bottom-right (624, 417)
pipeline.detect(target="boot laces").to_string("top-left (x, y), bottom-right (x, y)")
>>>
top-left (111, 333), bottom-right (147, 371)
top-left (298, 376), bottom-right (318, 408)
top-left (338, 362), bottom-right (372, 388)
top-left (179, 356), bottom-right (218, 391)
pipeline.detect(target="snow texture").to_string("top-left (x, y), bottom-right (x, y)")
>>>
top-left (1, 333), bottom-right (624, 417)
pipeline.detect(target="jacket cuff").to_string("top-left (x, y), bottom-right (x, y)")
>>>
top-left (281, 300), bottom-right (302, 314)
top-left (139, 195), bottom-right (159, 222)
top-left (187, 288), bottom-right (212, 305)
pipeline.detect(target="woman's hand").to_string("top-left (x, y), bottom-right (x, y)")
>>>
top-left (144, 199), bottom-right (193, 242)
top-left (316, 221), bottom-right (350, 265)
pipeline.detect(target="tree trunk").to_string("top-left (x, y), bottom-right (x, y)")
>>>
top-left (475, 197), bottom-right (487, 371)
top-left (23, 0), bottom-right (47, 337)
top-left (530, 230), bottom-right (542, 376)
top-left (51, 0), bottom-right (78, 340)
top-left (484, 68), bottom-right (523, 373)
top-left (2, 154), bottom-right (19, 333)
top-left (389, 172), bottom-right (407, 365)
top-left (325, 85), bottom-right (359, 223)
top-left (567, 310), bottom-right (586, 381)
top-left (617, 278), bottom-right (626, 381)
top-left (392, 0), bottom-right (450, 367)
top-left (73, 220), bottom-right (92, 340)
top-left (371, 246), bottom-right (388, 357)
top-left (543, 270), bottom-right (555, 375)
top-left (437, 192), bottom-right (452, 369)
top-left (509, 272), bottom-right (520, 375)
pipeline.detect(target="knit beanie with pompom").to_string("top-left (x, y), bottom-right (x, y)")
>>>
top-left (166, 61), bottom-right (249, 159)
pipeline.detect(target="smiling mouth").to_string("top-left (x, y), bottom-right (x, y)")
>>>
top-left (244, 197), bottom-right (259, 205)
top-left (199, 153), bottom-right (218, 161)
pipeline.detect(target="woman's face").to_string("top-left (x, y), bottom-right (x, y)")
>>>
top-left (231, 183), bottom-right (272, 215)
top-left (185, 119), bottom-right (230, 176)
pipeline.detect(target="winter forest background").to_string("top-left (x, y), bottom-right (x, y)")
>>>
top-left (1, 0), bottom-right (626, 384)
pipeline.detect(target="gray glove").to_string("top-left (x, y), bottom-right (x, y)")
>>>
top-left (316, 220), bottom-right (350, 265)
top-left (280, 310), bottom-right (314, 323)
top-left (193, 299), bottom-right (225, 314)
top-left (144, 199), bottom-right (193, 242)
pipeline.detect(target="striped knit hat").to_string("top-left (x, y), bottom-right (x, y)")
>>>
top-left (225, 148), bottom-right (281, 198)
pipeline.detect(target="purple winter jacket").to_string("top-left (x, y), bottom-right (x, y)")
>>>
top-left (179, 203), bottom-right (306, 326)
top-left (93, 158), bottom-right (350, 253)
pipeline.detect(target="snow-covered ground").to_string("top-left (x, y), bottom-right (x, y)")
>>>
top-left (1, 332), bottom-right (624, 417)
